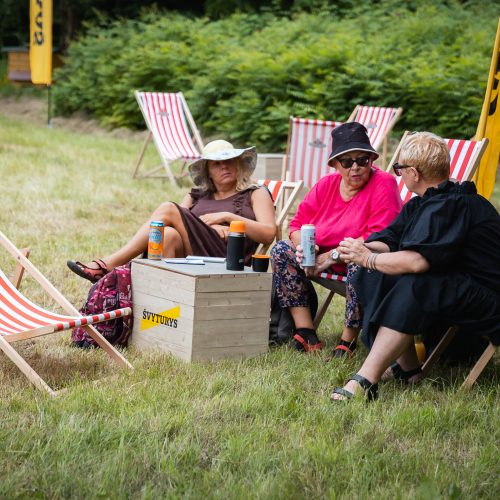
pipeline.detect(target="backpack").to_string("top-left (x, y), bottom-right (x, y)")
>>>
top-left (269, 279), bottom-right (318, 345)
top-left (72, 263), bottom-right (133, 348)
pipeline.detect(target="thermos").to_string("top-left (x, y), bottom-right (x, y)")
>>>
top-left (226, 221), bottom-right (246, 271)
top-left (300, 224), bottom-right (316, 267)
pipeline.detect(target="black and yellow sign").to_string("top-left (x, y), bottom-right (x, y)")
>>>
top-left (30, 0), bottom-right (52, 85)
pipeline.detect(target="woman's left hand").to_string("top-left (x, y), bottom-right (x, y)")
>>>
top-left (199, 212), bottom-right (230, 226)
top-left (338, 237), bottom-right (369, 266)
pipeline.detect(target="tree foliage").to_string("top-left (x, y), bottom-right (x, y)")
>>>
top-left (53, 0), bottom-right (498, 151)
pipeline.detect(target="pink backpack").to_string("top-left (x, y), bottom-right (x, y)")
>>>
top-left (72, 263), bottom-right (133, 348)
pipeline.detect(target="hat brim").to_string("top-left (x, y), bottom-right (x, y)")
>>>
top-left (188, 146), bottom-right (257, 186)
top-left (327, 144), bottom-right (379, 166)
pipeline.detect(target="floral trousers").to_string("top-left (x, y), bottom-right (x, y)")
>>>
top-left (270, 239), bottom-right (362, 328)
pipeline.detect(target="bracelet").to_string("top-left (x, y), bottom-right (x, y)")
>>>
top-left (364, 252), bottom-right (380, 271)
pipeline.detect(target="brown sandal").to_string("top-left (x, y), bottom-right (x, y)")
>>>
top-left (67, 259), bottom-right (109, 283)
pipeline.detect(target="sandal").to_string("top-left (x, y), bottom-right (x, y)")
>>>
top-left (331, 373), bottom-right (378, 401)
top-left (292, 333), bottom-right (324, 353)
top-left (67, 259), bottom-right (109, 283)
top-left (382, 362), bottom-right (422, 384)
top-left (333, 340), bottom-right (357, 358)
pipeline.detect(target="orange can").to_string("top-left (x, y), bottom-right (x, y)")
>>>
top-left (147, 221), bottom-right (164, 260)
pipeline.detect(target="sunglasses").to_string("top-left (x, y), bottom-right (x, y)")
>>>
top-left (337, 156), bottom-right (371, 169)
top-left (393, 162), bottom-right (414, 176)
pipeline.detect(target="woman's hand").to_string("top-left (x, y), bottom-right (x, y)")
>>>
top-left (211, 224), bottom-right (229, 241)
top-left (296, 244), bottom-right (332, 277)
top-left (199, 212), bottom-right (230, 226)
top-left (338, 237), bottom-right (369, 266)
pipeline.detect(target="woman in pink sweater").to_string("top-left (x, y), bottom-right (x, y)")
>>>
top-left (271, 122), bottom-right (402, 354)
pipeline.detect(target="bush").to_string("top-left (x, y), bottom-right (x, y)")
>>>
top-left (53, 0), bottom-right (498, 151)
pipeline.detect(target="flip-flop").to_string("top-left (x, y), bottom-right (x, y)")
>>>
top-left (67, 259), bottom-right (109, 283)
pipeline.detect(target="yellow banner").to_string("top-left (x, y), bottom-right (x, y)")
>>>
top-left (474, 18), bottom-right (500, 199)
top-left (30, 0), bottom-right (53, 85)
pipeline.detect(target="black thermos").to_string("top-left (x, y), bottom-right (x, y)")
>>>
top-left (226, 221), bottom-right (246, 271)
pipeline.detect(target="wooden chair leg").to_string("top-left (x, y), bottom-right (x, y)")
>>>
top-left (132, 131), bottom-right (152, 178)
top-left (313, 290), bottom-right (336, 330)
top-left (461, 342), bottom-right (496, 390)
top-left (0, 335), bottom-right (57, 397)
top-left (421, 326), bottom-right (458, 377)
top-left (11, 248), bottom-right (30, 289)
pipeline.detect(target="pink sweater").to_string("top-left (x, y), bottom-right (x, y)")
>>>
top-left (289, 167), bottom-right (402, 272)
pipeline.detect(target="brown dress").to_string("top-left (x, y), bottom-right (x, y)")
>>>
top-left (174, 186), bottom-right (262, 265)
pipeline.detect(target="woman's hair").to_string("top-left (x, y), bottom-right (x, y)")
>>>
top-left (198, 158), bottom-right (257, 193)
top-left (399, 132), bottom-right (450, 181)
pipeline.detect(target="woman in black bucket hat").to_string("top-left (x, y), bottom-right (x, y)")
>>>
top-left (271, 122), bottom-right (402, 354)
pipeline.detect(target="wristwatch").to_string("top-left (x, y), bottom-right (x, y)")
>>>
top-left (330, 248), bottom-right (340, 263)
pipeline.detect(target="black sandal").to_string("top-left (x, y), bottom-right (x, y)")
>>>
top-left (67, 259), bottom-right (109, 283)
top-left (331, 373), bottom-right (378, 401)
top-left (333, 340), bottom-right (357, 358)
top-left (386, 363), bottom-right (422, 383)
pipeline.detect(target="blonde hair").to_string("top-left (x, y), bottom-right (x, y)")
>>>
top-left (399, 132), bottom-right (450, 182)
top-left (198, 158), bottom-right (256, 193)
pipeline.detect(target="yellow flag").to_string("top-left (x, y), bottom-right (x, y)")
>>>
top-left (30, 0), bottom-right (53, 85)
top-left (474, 18), bottom-right (500, 199)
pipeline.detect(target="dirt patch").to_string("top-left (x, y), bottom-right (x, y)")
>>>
top-left (0, 95), bottom-right (147, 141)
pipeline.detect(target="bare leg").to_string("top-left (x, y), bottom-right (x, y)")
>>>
top-left (381, 342), bottom-right (422, 383)
top-left (162, 227), bottom-right (185, 258)
top-left (339, 326), bottom-right (359, 343)
top-left (84, 202), bottom-right (193, 270)
top-left (289, 306), bottom-right (315, 329)
top-left (332, 326), bottom-right (414, 399)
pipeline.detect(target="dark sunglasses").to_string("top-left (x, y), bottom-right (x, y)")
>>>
top-left (393, 162), bottom-right (414, 176)
top-left (337, 156), bottom-right (371, 169)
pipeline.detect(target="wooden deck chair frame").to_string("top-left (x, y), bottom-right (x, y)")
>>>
top-left (348, 105), bottom-right (403, 168)
top-left (0, 231), bottom-right (133, 397)
top-left (256, 179), bottom-right (304, 254)
top-left (132, 91), bottom-right (204, 185)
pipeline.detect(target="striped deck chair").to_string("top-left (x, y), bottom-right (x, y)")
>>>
top-left (283, 117), bottom-right (343, 188)
top-left (133, 91), bottom-right (204, 184)
top-left (0, 230), bottom-right (133, 397)
top-left (348, 105), bottom-right (403, 168)
top-left (257, 179), bottom-right (304, 254)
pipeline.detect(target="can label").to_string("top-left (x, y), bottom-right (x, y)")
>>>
top-left (300, 224), bottom-right (316, 267)
top-left (148, 221), bottom-right (164, 260)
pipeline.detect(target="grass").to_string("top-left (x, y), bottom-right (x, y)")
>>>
top-left (0, 106), bottom-right (499, 499)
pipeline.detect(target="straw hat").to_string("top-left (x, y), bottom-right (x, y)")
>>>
top-left (188, 140), bottom-right (257, 186)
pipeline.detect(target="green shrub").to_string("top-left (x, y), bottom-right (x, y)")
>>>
top-left (53, 0), bottom-right (498, 150)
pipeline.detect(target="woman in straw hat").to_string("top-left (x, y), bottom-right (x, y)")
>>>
top-left (67, 140), bottom-right (276, 282)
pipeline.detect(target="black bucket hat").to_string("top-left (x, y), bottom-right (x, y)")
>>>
top-left (327, 122), bottom-right (379, 166)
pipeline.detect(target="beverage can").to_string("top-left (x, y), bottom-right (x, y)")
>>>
top-left (148, 221), bottom-right (165, 260)
top-left (300, 224), bottom-right (316, 267)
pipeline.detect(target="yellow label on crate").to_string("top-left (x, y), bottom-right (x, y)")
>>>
top-left (140, 306), bottom-right (180, 331)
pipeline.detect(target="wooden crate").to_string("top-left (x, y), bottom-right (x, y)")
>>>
top-left (130, 259), bottom-right (272, 362)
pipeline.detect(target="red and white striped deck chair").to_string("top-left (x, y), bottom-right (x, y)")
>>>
top-left (257, 179), bottom-right (304, 254)
top-left (283, 117), bottom-right (343, 188)
top-left (133, 91), bottom-right (204, 184)
top-left (387, 132), bottom-right (493, 388)
top-left (348, 105), bottom-right (403, 168)
top-left (0, 230), bottom-right (133, 397)
top-left (388, 132), bottom-right (489, 204)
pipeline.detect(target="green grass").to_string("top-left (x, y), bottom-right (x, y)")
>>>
top-left (0, 108), bottom-right (499, 499)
